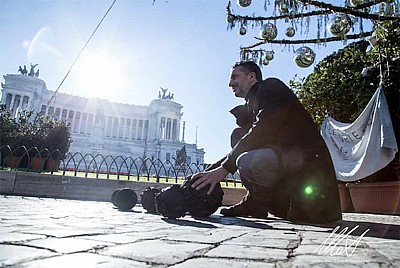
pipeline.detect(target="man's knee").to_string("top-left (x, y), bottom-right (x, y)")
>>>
top-left (236, 149), bottom-right (281, 187)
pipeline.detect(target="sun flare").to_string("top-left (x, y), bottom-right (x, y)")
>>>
top-left (73, 52), bottom-right (125, 100)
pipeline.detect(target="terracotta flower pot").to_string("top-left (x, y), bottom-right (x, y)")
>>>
top-left (44, 159), bottom-right (61, 171)
top-left (4, 156), bottom-right (22, 168)
top-left (30, 157), bottom-right (46, 171)
top-left (348, 181), bottom-right (400, 215)
top-left (337, 184), bottom-right (354, 212)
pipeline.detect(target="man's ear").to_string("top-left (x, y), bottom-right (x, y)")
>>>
top-left (249, 72), bottom-right (257, 82)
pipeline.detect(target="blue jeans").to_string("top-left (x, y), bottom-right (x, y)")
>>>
top-left (230, 127), bottom-right (281, 189)
top-left (230, 128), bottom-right (290, 217)
top-left (236, 148), bottom-right (280, 189)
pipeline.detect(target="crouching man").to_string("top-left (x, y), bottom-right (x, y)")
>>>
top-left (191, 61), bottom-right (342, 223)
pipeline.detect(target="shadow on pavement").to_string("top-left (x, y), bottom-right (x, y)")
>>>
top-left (162, 217), bottom-right (218, 229)
top-left (316, 219), bottom-right (400, 240)
top-left (160, 212), bottom-right (400, 241)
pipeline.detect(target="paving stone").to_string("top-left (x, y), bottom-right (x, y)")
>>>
top-left (205, 244), bottom-right (288, 261)
top-left (255, 229), bottom-right (299, 240)
top-left (301, 229), bottom-right (371, 248)
top-left (284, 254), bottom-right (373, 268)
top-left (170, 257), bottom-right (275, 268)
top-left (82, 232), bottom-right (167, 244)
top-left (161, 228), bottom-right (248, 244)
top-left (22, 237), bottom-right (114, 254)
top-left (17, 228), bottom-right (104, 238)
top-left (101, 239), bottom-right (211, 265)
top-left (292, 243), bottom-right (391, 266)
top-left (1, 195), bottom-right (399, 267)
top-left (362, 238), bottom-right (400, 262)
top-left (20, 252), bottom-right (152, 268)
top-left (223, 231), bottom-right (295, 249)
top-left (0, 244), bottom-right (57, 266)
top-left (0, 231), bottom-right (46, 243)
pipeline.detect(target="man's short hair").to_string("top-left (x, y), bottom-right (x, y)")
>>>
top-left (232, 61), bottom-right (262, 81)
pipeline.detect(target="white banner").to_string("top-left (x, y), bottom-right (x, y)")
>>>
top-left (321, 84), bottom-right (398, 182)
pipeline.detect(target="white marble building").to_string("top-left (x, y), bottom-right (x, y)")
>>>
top-left (1, 73), bottom-right (205, 165)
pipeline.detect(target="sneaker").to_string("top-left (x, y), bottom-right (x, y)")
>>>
top-left (220, 192), bottom-right (269, 219)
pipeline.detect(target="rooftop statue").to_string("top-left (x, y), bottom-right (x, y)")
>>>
top-left (159, 87), bottom-right (174, 101)
top-left (18, 65), bottom-right (28, 75)
top-left (28, 63), bottom-right (39, 77)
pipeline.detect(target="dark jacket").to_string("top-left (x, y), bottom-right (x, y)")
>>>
top-left (221, 78), bottom-right (342, 222)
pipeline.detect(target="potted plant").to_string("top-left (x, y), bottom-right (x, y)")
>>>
top-left (1, 107), bottom-right (71, 171)
top-left (291, 20), bottom-right (400, 215)
top-left (337, 182), bottom-right (355, 213)
top-left (0, 104), bottom-right (19, 168)
top-left (42, 120), bottom-right (72, 171)
top-left (346, 155), bottom-right (400, 214)
top-left (11, 111), bottom-right (53, 171)
top-left (346, 21), bottom-right (400, 215)
top-left (1, 108), bottom-right (36, 169)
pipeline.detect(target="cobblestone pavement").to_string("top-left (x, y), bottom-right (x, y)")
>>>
top-left (0, 195), bottom-right (399, 268)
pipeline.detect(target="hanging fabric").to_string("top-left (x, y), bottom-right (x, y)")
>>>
top-left (321, 83), bottom-right (398, 182)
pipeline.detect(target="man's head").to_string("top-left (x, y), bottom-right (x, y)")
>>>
top-left (229, 61), bottom-right (262, 98)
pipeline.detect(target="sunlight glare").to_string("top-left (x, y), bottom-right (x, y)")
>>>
top-left (74, 52), bottom-right (124, 100)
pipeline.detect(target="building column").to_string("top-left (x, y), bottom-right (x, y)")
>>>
top-left (21, 95), bottom-right (29, 113)
top-left (17, 95), bottom-right (23, 111)
top-left (68, 110), bottom-right (75, 133)
top-left (120, 118), bottom-right (125, 139)
top-left (168, 118), bottom-right (172, 140)
top-left (26, 96), bottom-right (32, 111)
top-left (13, 95), bottom-right (21, 117)
top-left (9, 94), bottom-right (15, 111)
top-left (172, 119), bottom-right (178, 141)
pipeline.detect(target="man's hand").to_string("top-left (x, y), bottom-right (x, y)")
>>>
top-left (191, 166), bottom-right (229, 195)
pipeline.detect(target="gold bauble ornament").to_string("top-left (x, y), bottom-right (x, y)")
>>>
top-left (265, 51), bottom-right (274, 61)
top-left (239, 26), bottom-right (247, 35)
top-left (285, 27), bottom-right (295, 37)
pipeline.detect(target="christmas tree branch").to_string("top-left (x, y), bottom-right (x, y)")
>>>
top-left (298, 0), bottom-right (400, 21)
top-left (227, 0), bottom-right (400, 22)
top-left (227, 1), bottom-right (330, 21)
top-left (241, 31), bottom-right (373, 48)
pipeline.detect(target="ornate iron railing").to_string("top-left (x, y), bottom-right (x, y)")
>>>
top-left (0, 145), bottom-right (242, 187)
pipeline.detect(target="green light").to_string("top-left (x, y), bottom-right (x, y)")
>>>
top-left (304, 185), bottom-right (314, 196)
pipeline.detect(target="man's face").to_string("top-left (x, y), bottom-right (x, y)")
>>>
top-left (229, 66), bottom-right (256, 98)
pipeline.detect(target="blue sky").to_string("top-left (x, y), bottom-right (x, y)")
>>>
top-left (0, 0), bottom-right (358, 163)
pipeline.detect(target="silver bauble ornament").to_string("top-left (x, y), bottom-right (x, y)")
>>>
top-left (239, 26), bottom-right (247, 35)
top-left (237, 0), bottom-right (252, 7)
top-left (264, 51), bottom-right (274, 61)
top-left (285, 27), bottom-right (295, 37)
top-left (262, 59), bottom-right (270, 66)
top-left (328, 13), bottom-right (352, 37)
top-left (260, 23), bottom-right (278, 40)
top-left (293, 47), bottom-right (316, 68)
